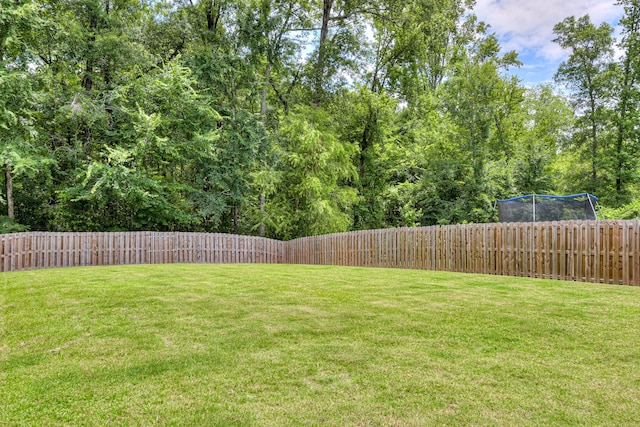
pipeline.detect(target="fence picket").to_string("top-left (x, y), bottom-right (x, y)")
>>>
top-left (633, 222), bottom-right (637, 285)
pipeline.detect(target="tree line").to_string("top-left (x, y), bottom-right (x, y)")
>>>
top-left (1, 0), bottom-right (639, 238)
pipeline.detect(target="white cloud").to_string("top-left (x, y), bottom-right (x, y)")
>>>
top-left (474, 0), bottom-right (623, 62)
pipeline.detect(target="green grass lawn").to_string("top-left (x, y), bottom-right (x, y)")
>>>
top-left (2, 264), bottom-right (640, 426)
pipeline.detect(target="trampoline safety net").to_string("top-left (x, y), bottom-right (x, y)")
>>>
top-left (496, 193), bottom-right (599, 223)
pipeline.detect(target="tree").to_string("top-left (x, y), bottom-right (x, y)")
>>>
top-left (611, 0), bottom-right (640, 204)
top-left (366, 0), bottom-right (473, 98)
top-left (0, 0), bottom-right (53, 223)
top-left (0, 69), bottom-right (51, 221)
top-left (313, 0), bottom-right (354, 105)
top-left (513, 85), bottom-right (573, 195)
top-left (441, 21), bottom-right (521, 181)
top-left (553, 15), bottom-right (615, 194)
top-left (334, 86), bottom-right (396, 229)
top-left (269, 107), bottom-right (357, 239)
top-left (55, 63), bottom-right (222, 231)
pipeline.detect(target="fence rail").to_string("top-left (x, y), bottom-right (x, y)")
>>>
top-left (2, 221), bottom-right (639, 286)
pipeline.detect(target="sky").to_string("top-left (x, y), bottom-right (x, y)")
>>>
top-left (473, 0), bottom-right (625, 86)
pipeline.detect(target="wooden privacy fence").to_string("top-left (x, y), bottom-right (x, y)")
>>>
top-left (0, 232), bottom-right (284, 273)
top-left (286, 221), bottom-right (640, 286)
top-left (1, 221), bottom-right (639, 286)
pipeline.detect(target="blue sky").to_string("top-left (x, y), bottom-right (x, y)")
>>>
top-left (473, 0), bottom-right (624, 86)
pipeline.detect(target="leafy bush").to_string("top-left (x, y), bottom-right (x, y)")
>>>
top-left (601, 199), bottom-right (640, 220)
top-left (0, 216), bottom-right (29, 234)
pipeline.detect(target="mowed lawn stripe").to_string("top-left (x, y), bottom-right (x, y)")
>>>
top-left (2, 264), bottom-right (640, 426)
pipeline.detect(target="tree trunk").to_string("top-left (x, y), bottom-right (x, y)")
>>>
top-left (233, 204), bottom-right (239, 234)
top-left (588, 87), bottom-right (598, 191)
top-left (359, 110), bottom-right (374, 181)
top-left (259, 194), bottom-right (265, 237)
top-left (261, 64), bottom-right (271, 119)
top-left (617, 1), bottom-right (640, 197)
top-left (259, 63), bottom-right (271, 237)
top-left (615, 94), bottom-right (628, 196)
top-left (591, 119), bottom-right (598, 188)
top-left (103, 0), bottom-right (112, 87)
top-left (205, 0), bottom-right (221, 43)
top-left (314, 0), bottom-right (334, 106)
top-left (6, 164), bottom-right (14, 219)
top-left (82, 12), bottom-right (98, 91)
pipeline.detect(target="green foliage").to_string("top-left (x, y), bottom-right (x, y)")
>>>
top-left (0, 66), bottom-right (54, 222)
top-left (334, 86), bottom-right (397, 229)
top-left (214, 109), bottom-right (268, 232)
top-left (1, 0), bottom-right (638, 233)
top-left (553, 15), bottom-right (616, 195)
top-left (441, 23), bottom-right (521, 181)
top-left (609, 0), bottom-right (640, 205)
top-left (0, 215), bottom-right (28, 233)
top-left (0, 69), bottom-right (41, 173)
top-left (54, 63), bottom-right (222, 231)
top-left (513, 85), bottom-right (574, 195)
top-left (0, 0), bottom-right (41, 61)
top-left (601, 200), bottom-right (640, 219)
top-left (269, 107), bottom-right (358, 239)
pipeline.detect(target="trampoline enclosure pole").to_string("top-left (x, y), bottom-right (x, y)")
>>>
top-left (587, 195), bottom-right (597, 220)
top-left (532, 194), bottom-right (536, 222)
